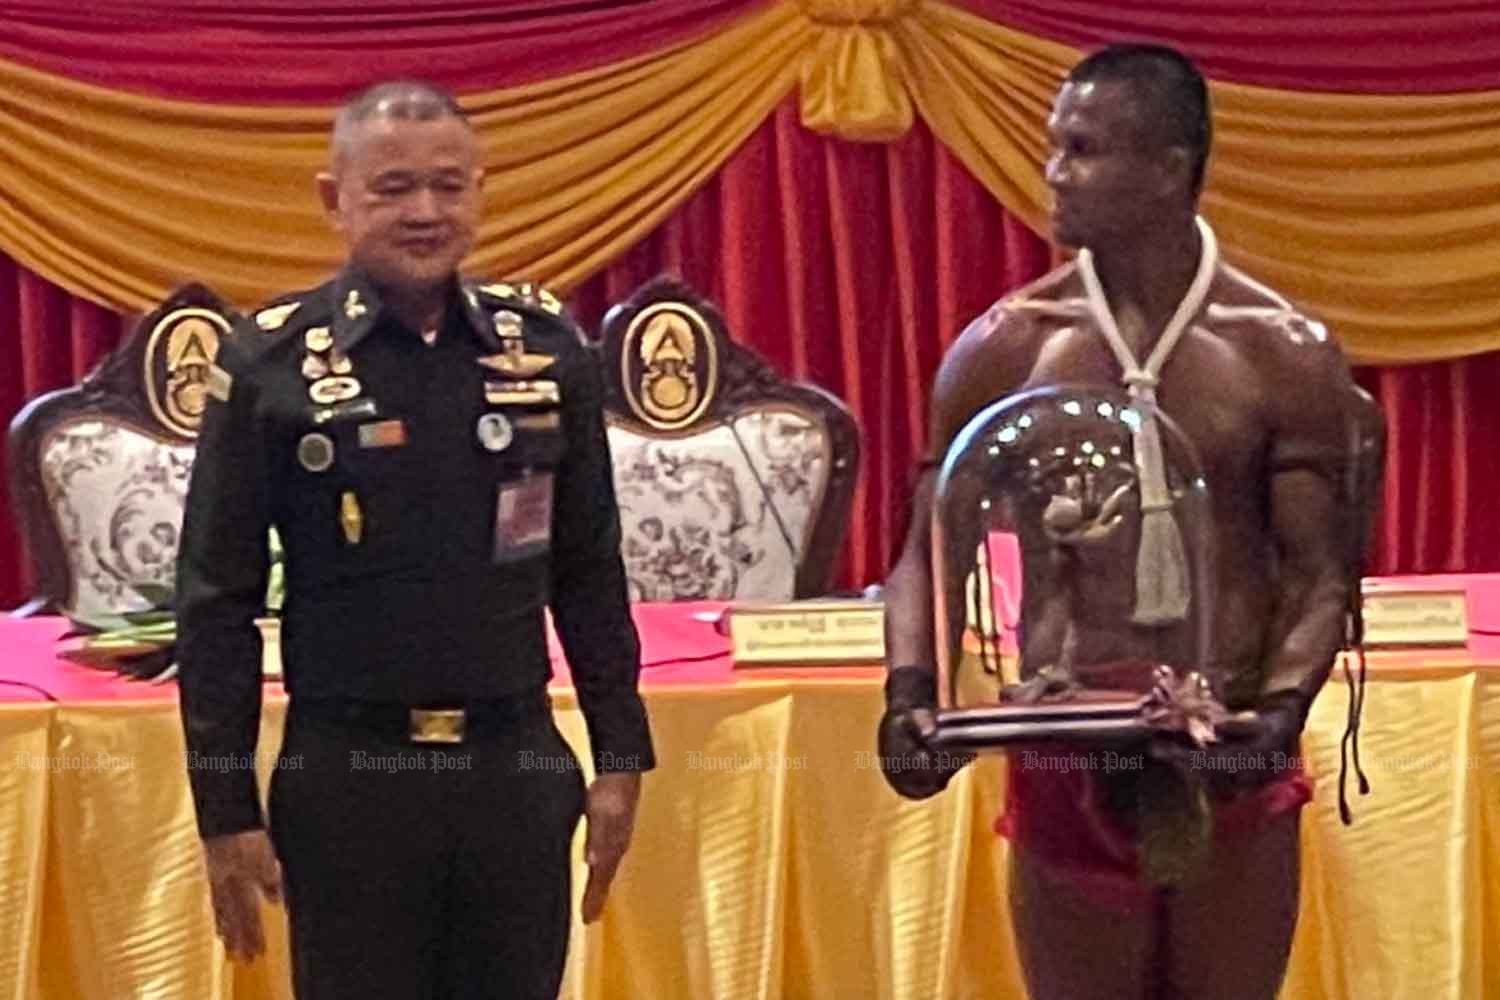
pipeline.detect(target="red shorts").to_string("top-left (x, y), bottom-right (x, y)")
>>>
top-left (995, 745), bottom-right (1312, 912)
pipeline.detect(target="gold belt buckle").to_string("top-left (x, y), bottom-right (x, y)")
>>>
top-left (409, 708), bottom-right (466, 744)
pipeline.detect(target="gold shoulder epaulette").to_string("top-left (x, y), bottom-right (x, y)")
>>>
top-left (479, 281), bottom-right (564, 317)
top-left (255, 301), bottom-right (302, 332)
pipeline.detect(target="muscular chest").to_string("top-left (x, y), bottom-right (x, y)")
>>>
top-left (1021, 323), bottom-right (1269, 489)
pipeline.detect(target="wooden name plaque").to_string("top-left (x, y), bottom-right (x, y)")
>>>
top-left (1360, 584), bottom-right (1470, 649)
top-left (728, 600), bottom-right (886, 666)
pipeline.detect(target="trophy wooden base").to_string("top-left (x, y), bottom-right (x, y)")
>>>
top-left (926, 691), bottom-right (1152, 753)
top-left (924, 666), bottom-right (1239, 754)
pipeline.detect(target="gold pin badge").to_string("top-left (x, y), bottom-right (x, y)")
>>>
top-left (329, 353), bottom-right (353, 375)
top-left (309, 376), bottom-right (362, 404)
top-left (477, 350), bottom-right (555, 378)
top-left (339, 491), bottom-right (363, 544)
top-left (301, 354), bottom-right (329, 380)
top-left (484, 379), bottom-right (560, 407)
top-left (484, 386), bottom-right (558, 407)
top-left (344, 290), bottom-right (367, 321)
top-left (514, 412), bottom-right (562, 432)
top-left (486, 377), bottom-right (564, 404)
top-left (536, 288), bottom-right (563, 315)
top-left (305, 326), bottom-right (333, 353)
top-left (297, 432), bottom-right (335, 472)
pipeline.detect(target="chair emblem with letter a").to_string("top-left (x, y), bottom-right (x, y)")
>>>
top-left (144, 306), bottom-right (233, 438)
top-left (621, 302), bottom-right (718, 431)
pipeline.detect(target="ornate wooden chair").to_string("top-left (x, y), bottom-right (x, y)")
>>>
top-left (598, 277), bottom-right (860, 601)
top-left (6, 285), bottom-right (239, 619)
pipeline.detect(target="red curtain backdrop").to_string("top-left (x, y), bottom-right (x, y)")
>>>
top-left (961, 1), bottom-right (1500, 92)
top-left (7, 1), bottom-right (1498, 100)
top-left (0, 1), bottom-right (765, 100)
top-left (3, 95), bottom-right (1497, 608)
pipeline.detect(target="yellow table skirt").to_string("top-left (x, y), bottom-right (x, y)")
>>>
top-left (2, 657), bottom-right (1497, 999)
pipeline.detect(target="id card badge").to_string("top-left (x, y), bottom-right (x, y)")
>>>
top-left (494, 472), bottom-right (554, 563)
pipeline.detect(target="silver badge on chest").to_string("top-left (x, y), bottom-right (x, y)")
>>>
top-left (476, 412), bottom-right (514, 453)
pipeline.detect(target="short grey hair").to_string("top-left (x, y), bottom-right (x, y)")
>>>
top-left (330, 80), bottom-right (470, 165)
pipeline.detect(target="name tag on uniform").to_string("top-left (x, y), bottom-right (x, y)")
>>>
top-left (513, 412), bottom-right (562, 432)
top-left (358, 419), bottom-right (407, 449)
top-left (484, 380), bottom-right (560, 407)
top-left (494, 474), bottom-right (554, 563)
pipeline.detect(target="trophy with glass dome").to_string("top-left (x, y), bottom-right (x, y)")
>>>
top-left (919, 383), bottom-right (1243, 754)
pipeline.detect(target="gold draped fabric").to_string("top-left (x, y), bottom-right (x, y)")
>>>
top-left (0, 5), bottom-right (810, 314)
top-left (2, 0), bottom-right (1499, 362)
top-left (0, 709), bottom-right (49, 1000)
top-left (2, 659), bottom-right (1498, 999)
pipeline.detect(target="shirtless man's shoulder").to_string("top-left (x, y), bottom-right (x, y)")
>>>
top-left (927, 263), bottom-right (1088, 457)
top-left (1208, 265), bottom-right (1350, 387)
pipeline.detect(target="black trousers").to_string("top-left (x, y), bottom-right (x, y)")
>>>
top-left (269, 699), bottom-right (586, 1000)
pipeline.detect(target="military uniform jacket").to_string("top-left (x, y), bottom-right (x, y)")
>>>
top-left (176, 269), bottom-right (655, 838)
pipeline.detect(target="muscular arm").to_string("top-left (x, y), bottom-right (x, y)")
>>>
top-left (883, 470), bottom-right (937, 700)
top-left (884, 309), bottom-right (1033, 707)
top-left (1257, 325), bottom-right (1362, 722)
top-left (1261, 470), bottom-right (1347, 707)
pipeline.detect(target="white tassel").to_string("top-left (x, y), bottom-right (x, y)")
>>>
top-left (1134, 507), bottom-right (1190, 626)
top-left (1077, 217), bottom-right (1219, 628)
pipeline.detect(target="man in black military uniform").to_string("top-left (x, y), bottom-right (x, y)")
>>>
top-left (176, 80), bottom-right (654, 1000)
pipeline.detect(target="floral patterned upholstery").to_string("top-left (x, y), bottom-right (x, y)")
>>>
top-left (34, 402), bottom-right (833, 613)
top-left (609, 406), bottom-right (832, 602)
top-left (597, 277), bottom-right (860, 601)
top-left (6, 284), bottom-right (237, 616)
top-left (37, 419), bottom-right (195, 618)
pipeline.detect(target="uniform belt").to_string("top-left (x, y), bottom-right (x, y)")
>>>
top-left (292, 691), bottom-right (551, 744)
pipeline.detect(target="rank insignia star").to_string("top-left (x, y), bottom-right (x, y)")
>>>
top-left (344, 290), bottom-right (368, 321)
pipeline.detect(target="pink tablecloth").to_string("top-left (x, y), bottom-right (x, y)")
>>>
top-left (0, 601), bottom-right (741, 704)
